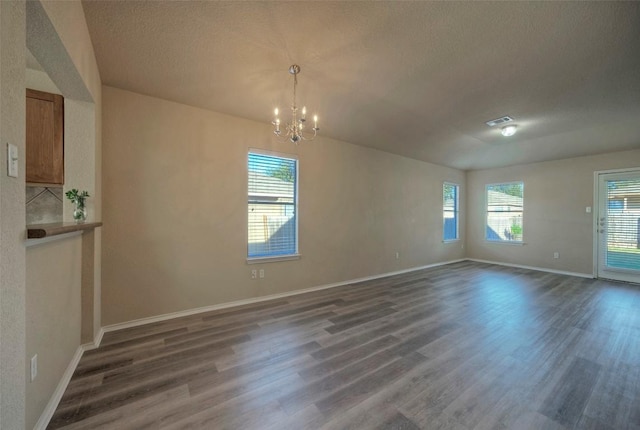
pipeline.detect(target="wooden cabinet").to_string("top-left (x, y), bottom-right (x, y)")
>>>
top-left (26, 89), bottom-right (64, 184)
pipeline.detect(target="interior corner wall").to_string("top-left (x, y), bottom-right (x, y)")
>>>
top-left (22, 0), bottom-right (102, 427)
top-left (466, 149), bottom-right (640, 275)
top-left (0, 1), bottom-right (26, 429)
top-left (93, 91), bottom-right (103, 341)
top-left (32, 3), bottom-right (103, 334)
top-left (101, 86), bottom-right (466, 325)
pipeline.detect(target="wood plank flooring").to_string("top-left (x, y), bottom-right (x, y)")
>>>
top-left (48, 261), bottom-right (640, 429)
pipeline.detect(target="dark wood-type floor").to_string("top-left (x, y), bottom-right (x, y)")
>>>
top-left (49, 261), bottom-right (640, 429)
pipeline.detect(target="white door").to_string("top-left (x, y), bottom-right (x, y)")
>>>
top-left (596, 170), bottom-right (640, 283)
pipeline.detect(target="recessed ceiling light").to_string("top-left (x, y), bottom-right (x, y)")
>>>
top-left (485, 116), bottom-right (514, 127)
top-left (501, 125), bottom-right (517, 137)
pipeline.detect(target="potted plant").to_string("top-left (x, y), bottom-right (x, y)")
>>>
top-left (65, 189), bottom-right (90, 223)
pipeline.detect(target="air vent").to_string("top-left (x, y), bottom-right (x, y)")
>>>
top-left (485, 116), bottom-right (514, 127)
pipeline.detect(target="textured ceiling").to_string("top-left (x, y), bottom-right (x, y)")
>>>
top-left (82, 1), bottom-right (640, 170)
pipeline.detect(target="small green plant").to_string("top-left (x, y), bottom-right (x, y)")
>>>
top-left (65, 189), bottom-right (90, 206)
top-left (65, 189), bottom-right (90, 221)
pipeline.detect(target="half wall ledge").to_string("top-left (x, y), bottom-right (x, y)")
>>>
top-left (27, 221), bottom-right (102, 239)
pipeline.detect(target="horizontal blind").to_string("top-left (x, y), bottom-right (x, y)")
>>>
top-left (606, 178), bottom-right (640, 271)
top-left (443, 183), bottom-right (458, 240)
top-left (486, 182), bottom-right (523, 242)
top-left (248, 152), bottom-right (297, 258)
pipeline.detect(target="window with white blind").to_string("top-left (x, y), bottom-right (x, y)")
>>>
top-left (443, 183), bottom-right (459, 241)
top-left (486, 182), bottom-right (524, 242)
top-left (248, 151), bottom-right (298, 259)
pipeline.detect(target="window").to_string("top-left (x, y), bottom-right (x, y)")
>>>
top-left (248, 151), bottom-right (298, 259)
top-left (486, 182), bottom-right (524, 242)
top-left (443, 183), bottom-right (459, 241)
top-left (604, 176), bottom-right (640, 271)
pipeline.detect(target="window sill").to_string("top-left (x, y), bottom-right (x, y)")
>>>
top-left (442, 239), bottom-right (460, 244)
top-left (484, 240), bottom-right (525, 246)
top-left (247, 254), bottom-right (300, 264)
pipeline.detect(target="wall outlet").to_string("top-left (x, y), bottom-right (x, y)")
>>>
top-left (31, 354), bottom-right (38, 382)
top-left (259, 269), bottom-right (264, 279)
top-left (553, 252), bottom-right (559, 259)
top-left (251, 269), bottom-right (257, 279)
top-left (395, 252), bottom-right (400, 259)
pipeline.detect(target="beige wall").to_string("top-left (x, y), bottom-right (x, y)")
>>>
top-left (25, 236), bottom-right (82, 429)
top-left (39, 1), bottom-right (101, 105)
top-left (64, 99), bottom-right (97, 222)
top-left (26, 68), bottom-right (61, 94)
top-left (0, 1), bottom-right (27, 429)
top-left (467, 149), bottom-right (640, 275)
top-left (102, 86), bottom-right (465, 325)
top-left (0, 1), bottom-right (104, 428)
top-left (33, 2), bottom-right (103, 344)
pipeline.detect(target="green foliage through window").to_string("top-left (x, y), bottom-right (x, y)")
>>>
top-left (267, 163), bottom-right (295, 183)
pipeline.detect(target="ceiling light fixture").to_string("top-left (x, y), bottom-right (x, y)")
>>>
top-left (501, 125), bottom-right (517, 137)
top-left (485, 116), bottom-right (514, 127)
top-left (272, 64), bottom-right (319, 144)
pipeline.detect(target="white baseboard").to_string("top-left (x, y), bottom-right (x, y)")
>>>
top-left (466, 258), bottom-right (594, 279)
top-left (82, 328), bottom-right (105, 352)
top-left (33, 345), bottom-right (85, 430)
top-left (101, 259), bottom-right (467, 334)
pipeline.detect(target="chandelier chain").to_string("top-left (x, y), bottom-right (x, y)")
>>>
top-left (292, 72), bottom-right (297, 111)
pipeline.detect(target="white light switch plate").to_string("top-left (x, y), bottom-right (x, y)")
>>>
top-left (7, 143), bottom-right (18, 178)
top-left (31, 354), bottom-right (38, 382)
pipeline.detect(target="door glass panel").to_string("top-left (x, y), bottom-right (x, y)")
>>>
top-left (605, 178), bottom-right (640, 271)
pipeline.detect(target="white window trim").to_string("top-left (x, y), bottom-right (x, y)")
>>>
top-left (246, 254), bottom-right (301, 264)
top-left (484, 239), bottom-right (526, 246)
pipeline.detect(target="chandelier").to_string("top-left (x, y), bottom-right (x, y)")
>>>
top-left (272, 64), bottom-right (319, 143)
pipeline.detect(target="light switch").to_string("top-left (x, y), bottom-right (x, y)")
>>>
top-left (586, 206), bottom-right (592, 213)
top-left (7, 143), bottom-right (18, 178)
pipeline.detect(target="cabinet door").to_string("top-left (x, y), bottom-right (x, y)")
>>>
top-left (26, 89), bottom-right (64, 184)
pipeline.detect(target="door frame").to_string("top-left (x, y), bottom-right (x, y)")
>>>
top-left (593, 167), bottom-right (640, 281)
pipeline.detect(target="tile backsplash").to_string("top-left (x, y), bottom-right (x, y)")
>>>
top-left (26, 186), bottom-right (63, 224)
